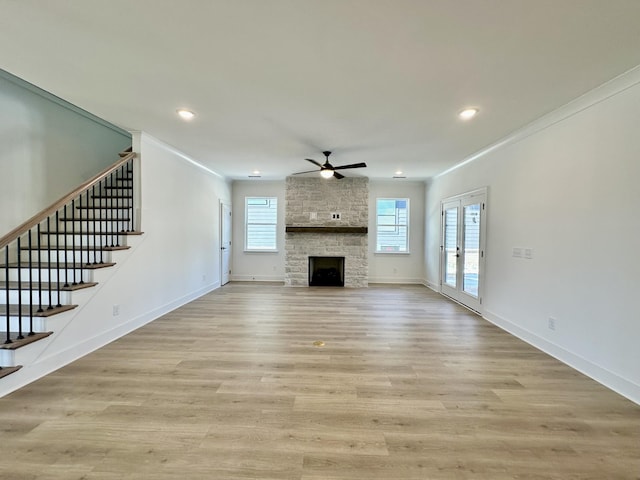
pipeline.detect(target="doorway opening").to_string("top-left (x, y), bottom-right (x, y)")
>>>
top-left (440, 188), bottom-right (486, 313)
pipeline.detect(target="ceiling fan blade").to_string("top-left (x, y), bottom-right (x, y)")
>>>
top-left (333, 162), bottom-right (367, 170)
top-left (292, 169), bottom-right (320, 175)
top-left (305, 158), bottom-right (323, 168)
top-left (333, 171), bottom-right (345, 179)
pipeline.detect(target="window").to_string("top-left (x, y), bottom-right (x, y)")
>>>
top-left (376, 198), bottom-right (409, 253)
top-left (245, 197), bottom-right (278, 251)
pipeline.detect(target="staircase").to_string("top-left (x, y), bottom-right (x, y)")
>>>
top-left (0, 149), bottom-right (141, 380)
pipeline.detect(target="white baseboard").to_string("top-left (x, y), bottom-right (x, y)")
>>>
top-left (0, 283), bottom-right (219, 398)
top-left (423, 279), bottom-right (439, 292)
top-left (230, 274), bottom-right (284, 282)
top-left (483, 309), bottom-right (640, 406)
top-left (368, 276), bottom-right (424, 284)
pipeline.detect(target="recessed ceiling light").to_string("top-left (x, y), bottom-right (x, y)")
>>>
top-left (252, 170), bottom-right (260, 175)
top-left (459, 108), bottom-right (479, 120)
top-left (395, 170), bottom-right (403, 176)
top-left (177, 109), bottom-right (195, 120)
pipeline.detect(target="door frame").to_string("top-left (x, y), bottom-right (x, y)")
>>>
top-left (439, 187), bottom-right (487, 313)
top-left (220, 201), bottom-right (232, 286)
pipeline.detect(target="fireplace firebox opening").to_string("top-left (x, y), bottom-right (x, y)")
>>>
top-left (309, 256), bottom-right (345, 287)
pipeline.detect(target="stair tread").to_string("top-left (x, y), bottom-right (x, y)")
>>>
top-left (20, 245), bottom-right (130, 251)
top-left (4, 262), bottom-right (116, 270)
top-left (0, 304), bottom-right (77, 317)
top-left (39, 230), bottom-right (140, 235)
top-left (58, 217), bottom-right (131, 221)
top-left (0, 332), bottom-right (53, 350)
top-left (0, 281), bottom-right (98, 291)
top-left (0, 365), bottom-right (22, 379)
top-left (92, 195), bottom-right (133, 199)
top-left (76, 206), bottom-right (130, 209)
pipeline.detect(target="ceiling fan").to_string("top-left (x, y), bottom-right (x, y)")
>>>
top-left (292, 151), bottom-right (367, 179)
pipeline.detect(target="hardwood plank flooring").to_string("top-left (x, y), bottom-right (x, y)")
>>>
top-left (0, 283), bottom-right (638, 479)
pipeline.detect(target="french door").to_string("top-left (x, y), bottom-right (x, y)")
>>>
top-left (441, 188), bottom-right (486, 313)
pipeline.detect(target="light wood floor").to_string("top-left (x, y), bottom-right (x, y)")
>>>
top-left (1, 283), bottom-right (639, 479)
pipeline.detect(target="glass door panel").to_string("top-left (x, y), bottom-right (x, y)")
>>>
top-left (444, 206), bottom-right (458, 288)
top-left (462, 203), bottom-right (480, 297)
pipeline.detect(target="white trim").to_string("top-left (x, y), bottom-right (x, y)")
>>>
top-left (373, 252), bottom-right (411, 256)
top-left (423, 279), bottom-right (439, 291)
top-left (220, 201), bottom-right (232, 286)
top-left (484, 309), bottom-right (640, 406)
top-left (230, 275), bottom-right (284, 282)
top-left (436, 64), bottom-right (640, 178)
top-left (368, 277), bottom-right (424, 284)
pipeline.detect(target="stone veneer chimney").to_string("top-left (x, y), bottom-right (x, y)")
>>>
top-left (284, 176), bottom-right (368, 287)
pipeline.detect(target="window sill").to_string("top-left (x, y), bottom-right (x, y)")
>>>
top-left (244, 250), bottom-right (279, 254)
top-left (374, 251), bottom-right (411, 255)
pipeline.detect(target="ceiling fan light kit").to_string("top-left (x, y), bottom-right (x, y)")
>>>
top-left (292, 151), bottom-right (367, 179)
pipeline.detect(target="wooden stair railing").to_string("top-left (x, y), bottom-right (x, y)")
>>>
top-left (0, 149), bottom-right (140, 378)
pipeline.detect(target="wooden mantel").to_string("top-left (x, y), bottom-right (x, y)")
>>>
top-left (285, 226), bottom-right (368, 234)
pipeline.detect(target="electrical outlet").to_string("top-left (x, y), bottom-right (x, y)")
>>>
top-left (310, 212), bottom-right (317, 220)
top-left (548, 317), bottom-right (556, 331)
top-left (331, 212), bottom-right (341, 220)
top-left (513, 247), bottom-right (523, 258)
top-left (113, 305), bottom-right (120, 317)
top-left (524, 248), bottom-right (533, 259)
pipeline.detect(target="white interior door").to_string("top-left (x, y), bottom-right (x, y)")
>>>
top-left (440, 189), bottom-right (486, 313)
top-left (220, 202), bottom-right (232, 286)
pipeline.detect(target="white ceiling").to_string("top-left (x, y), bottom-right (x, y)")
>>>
top-left (2, 0), bottom-right (640, 180)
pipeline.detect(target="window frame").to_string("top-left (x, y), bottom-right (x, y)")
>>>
top-left (375, 197), bottom-right (410, 254)
top-left (244, 196), bottom-right (278, 252)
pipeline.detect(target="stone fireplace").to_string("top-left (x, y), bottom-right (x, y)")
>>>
top-left (284, 176), bottom-right (368, 287)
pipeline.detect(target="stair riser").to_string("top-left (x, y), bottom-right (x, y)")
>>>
top-left (5, 269), bottom-right (92, 283)
top-left (0, 349), bottom-right (14, 366)
top-left (20, 250), bottom-right (112, 264)
top-left (90, 198), bottom-right (133, 207)
top-left (100, 189), bottom-right (132, 197)
top-left (39, 234), bottom-right (129, 247)
top-left (72, 210), bottom-right (131, 220)
top-left (0, 316), bottom-right (47, 332)
top-left (55, 220), bottom-right (131, 233)
top-left (0, 290), bottom-right (71, 306)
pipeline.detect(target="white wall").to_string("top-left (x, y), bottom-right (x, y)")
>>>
top-left (231, 179), bottom-right (426, 284)
top-left (1, 132), bottom-right (231, 397)
top-left (425, 68), bottom-right (640, 403)
top-left (231, 180), bottom-right (286, 281)
top-left (0, 70), bottom-right (131, 236)
top-left (369, 180), bottom-right (425, 284)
